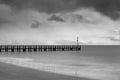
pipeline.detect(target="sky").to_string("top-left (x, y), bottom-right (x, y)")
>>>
top-left (0, 0), bottom-right (120, 45)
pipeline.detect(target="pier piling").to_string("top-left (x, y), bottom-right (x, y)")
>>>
top-left (0, 45), bottom-right (81, 53)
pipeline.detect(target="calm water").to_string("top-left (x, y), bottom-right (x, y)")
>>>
top-left (1, 45), bottom-right (120, 80)
top-left (81, 45), bottom-right (120, 63)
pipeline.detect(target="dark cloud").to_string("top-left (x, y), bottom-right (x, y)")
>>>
top-left (0, 0), bottom-right (65, 13)
top-left (48, 15), bottom-right (65, 22)
top-left (1, 0), bottom-right (120, 20)
top-left (0, 18), bottom-right (8, 24)
top-left (70, 15), bottom-right (101, 24)
top-left (31, 20), bottom-right (41, 28)
top-left (0, 18), bottom-right (12, 26)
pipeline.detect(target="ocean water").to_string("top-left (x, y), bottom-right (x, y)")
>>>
top-left (0, 45), bottom-right (120, 80)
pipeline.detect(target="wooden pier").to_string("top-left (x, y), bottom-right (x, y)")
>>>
top-left (0, 45), bottom-right (81, 52)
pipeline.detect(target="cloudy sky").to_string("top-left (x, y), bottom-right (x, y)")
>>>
top-left (0, 0), bottom-right (120, 45)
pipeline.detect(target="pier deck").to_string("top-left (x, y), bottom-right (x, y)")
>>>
top-left (0, 45), bottom-right (81, 52)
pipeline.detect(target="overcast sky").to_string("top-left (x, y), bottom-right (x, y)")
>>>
top-left (0, 0), bottom-right (120, 45)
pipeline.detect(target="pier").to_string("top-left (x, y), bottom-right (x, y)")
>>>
top-left (0, 45), bottom-right (81, 52)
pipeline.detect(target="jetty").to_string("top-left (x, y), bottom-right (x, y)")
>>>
top-left (0, 37), bottom-right (81, 52)
top-left (0, 45), bottom-right (81, 52)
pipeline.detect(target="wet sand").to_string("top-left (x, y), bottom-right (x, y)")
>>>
top-left (0, 62), bottom-right (96, 80)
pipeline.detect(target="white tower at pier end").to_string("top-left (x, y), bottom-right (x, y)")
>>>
top-left (77, 36), bottom-right (79, 45)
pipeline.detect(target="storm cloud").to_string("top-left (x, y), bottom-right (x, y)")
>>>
top-left (48, 15), bottom-right (65, 22)
top-left (31, 20), bottom-right (41, 28)
top-left (0, 18), bottom-right (11, 25)
top-left (1, 0), bottom-right (120, 20)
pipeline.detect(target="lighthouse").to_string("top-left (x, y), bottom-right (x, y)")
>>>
top-left (77, 36), bottom-right (79, 46)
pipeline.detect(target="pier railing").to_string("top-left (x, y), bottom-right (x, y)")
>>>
top-left (0, 45), bottom-right (81, 52)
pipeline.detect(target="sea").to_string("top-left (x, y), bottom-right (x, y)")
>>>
top-left (0, 45), bottom-right (120, 80)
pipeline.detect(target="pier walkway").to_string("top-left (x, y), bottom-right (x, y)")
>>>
top-left (0, 45), bottom-right (81, 52)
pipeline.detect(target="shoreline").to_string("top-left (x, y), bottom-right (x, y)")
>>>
top-left (0, 62), bottom-right (95, 80)
top-left (0, 57), bottom-right (116, 80)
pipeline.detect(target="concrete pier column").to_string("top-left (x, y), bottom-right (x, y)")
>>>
top-left (68, 46), bottom-right (70, 51)
top-left (64, 45), bottom-right (66, 51)
top-left (73, 45), bottom-right (76, 51)
top-left (67, 45), bottom-right (69, 51)
top-left (43, 45), bottom-right (46, 51)
top-left (65, 45), bottom-right (68, 51)
top-left (77, 45), bottom-right (79, 51)
top-left (59, 45), bottom-right (61, 51)
top-left (22, 45), bottom-right (26, 52)
top-left (25, 46), bottom-right (29, 52)
top-left (22, 46), bottom-right (24, 52)
top-left (1, 46), bottom-right (5, 52)
top-left (59, 46), bottom-right (62, 51)
top-left (52, 45), bottom-right (56, 51)
top-left (30, 46), bottom-right (33, 52)
top-left (0, 47), bottom-right (1, 52)
top-left (14, 46), bottom-right (17, 52)
top-left (51, 45), bottom-right (53, 51)
top-left (11, 48), bottom-right (14, 52)
top-left (38, 46), bottom-right (42, 52)
top-left (66, 45), bottom-right (68, 51)
top-left (78, 45), bottom-right (81, 51)
top-left (36, 45), bottom-right (39, 52)
top-left (49, 45), bottom-right (52, 51)
top-left (23, 48), bottom-right (26, 52)
top-left (70, 45), bottom-right (72, 51)
top-left (10, 46), bottom-right (12, 52)
top-left (46, 45), bottom-right (48, 51)
top-left (62, 45), bottom-right (64, 51)
top-left (0, 46), bottom-right (1, 53)
top-left (17, 45), bottom-right (21, 52)
top-left (5, 46), bottom-right (8, 52)
top-left (8, 46), bottom-right (11, 52)
top-left (50, 45), bottom-right (53, 51)
top-left (25, 45), bottom-right (27, 52)
top-left (47, 45), bottom-right (50, 51)
top-left (65, 45), bottom-right (67, 51)
top-left (31, 46), bottom-right (33, 52)
top-left (37, 46), bottom-right (39, 52)
top-left (41, 45), bottom-right (43, 52)
top-left (28, 46), bottom-right (32, 52)
top-left (52, 45), bottom-right (54, 51)
top-left (42, 45), bottom-right (44, 51)
top-left (8, 46), bottom-right (12, 52)
top-left (33, 45), bottom-right (37, 52)
top-left (56, 46), bottom-right (59, 51)
top-left (48, 45), bottom-right (51, 51)
top-left (74, 45), bottom-right (76, 51)
top-left (56, 45), bottom-right (59, 51)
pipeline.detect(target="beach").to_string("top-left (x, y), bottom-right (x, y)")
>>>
top-left (0, 62), bottom-right (94, 80)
